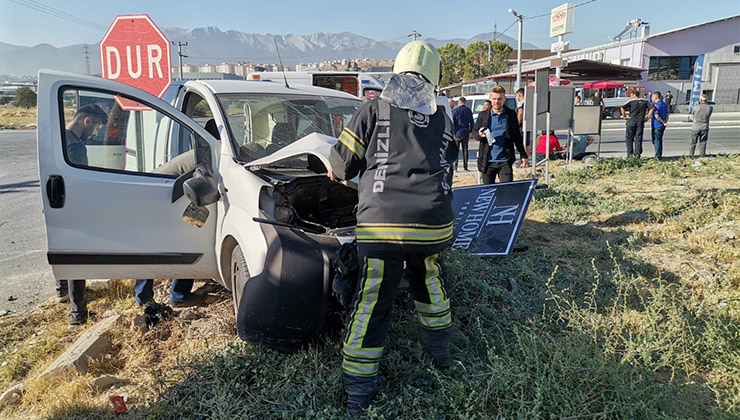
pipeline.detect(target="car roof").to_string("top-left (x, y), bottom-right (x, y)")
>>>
top-left (175, 79), bottom-right (359, 99)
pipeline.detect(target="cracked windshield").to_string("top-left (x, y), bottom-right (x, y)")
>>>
top-left (216, 94), bottom-right (360, 162)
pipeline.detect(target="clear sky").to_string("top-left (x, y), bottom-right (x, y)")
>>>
top-left (1, 0), bottom-right (738, 51)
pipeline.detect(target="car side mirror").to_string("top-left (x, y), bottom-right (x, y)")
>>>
top-left (183, 164), bottom-right (220, 207)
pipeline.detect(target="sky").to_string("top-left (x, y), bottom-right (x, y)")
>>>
top-left (1, 0), bottom-right (738, 51)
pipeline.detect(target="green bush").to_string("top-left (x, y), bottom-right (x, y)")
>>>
top-left (11, 87), bottom-right (37, 108)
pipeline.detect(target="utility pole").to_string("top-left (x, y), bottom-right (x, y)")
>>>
top-left (488, 22), bottom-right (497, 75)
top-left (508, 9), bottom-right (524, 90)
top-left (82, 45), bottom-right (91, 75)
top-left (172, 41), bottom-right (188, 80)
top-left (408, 31), bottom-right (421, 41)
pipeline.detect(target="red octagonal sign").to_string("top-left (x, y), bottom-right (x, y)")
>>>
top-left (99, 14), bottom-right (171, 111)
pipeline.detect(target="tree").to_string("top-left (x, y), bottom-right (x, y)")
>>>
top-left (464, 41), bottom-right (489, 81)
top-left (12, 87), bottom-right (37, 108)
top-left (460, 40), bottom-right (514, 82)
top-left (438, 43), bottom-right (465, 87)
top-left (489, 40), bottom-right (513, 76)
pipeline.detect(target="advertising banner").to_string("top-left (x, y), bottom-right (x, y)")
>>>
top-left (451, 180), bottom-right (537, 256)
top-left (688, 54), bottom-right (705, 115)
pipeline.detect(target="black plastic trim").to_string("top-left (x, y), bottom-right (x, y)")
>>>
top-left (48, 252), bottom-right (202, 265)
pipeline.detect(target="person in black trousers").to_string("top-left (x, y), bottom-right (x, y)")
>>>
top-left (472, 86), bottom-right (528, 184)
top-left (620, 91), bottom-right (651, 157)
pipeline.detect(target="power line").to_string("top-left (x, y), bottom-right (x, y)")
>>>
top-left (523, 0), bottom-right (600, 20)
top-left (8, 0), bottom-right (106, 30)
top-left (493, 20), bottom-right (518, 40)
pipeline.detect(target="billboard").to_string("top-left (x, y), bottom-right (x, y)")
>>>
top-left (550, 3), bottom-right (575, 38)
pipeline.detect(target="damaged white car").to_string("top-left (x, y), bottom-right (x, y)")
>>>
top-left (37, 70), bottom-right (361, 350)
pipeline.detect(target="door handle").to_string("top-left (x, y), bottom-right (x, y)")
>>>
top-left (46, 175), bottom-right (65, 208)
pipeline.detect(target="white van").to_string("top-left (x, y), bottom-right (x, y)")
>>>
top-left (453, 94), bottom-right (517, 121)
top-left (37, 70), bottom-right (362, 351)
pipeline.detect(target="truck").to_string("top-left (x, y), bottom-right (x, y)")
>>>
top-left (246, 70), bottom-right (385, 100)
top-left (599, 86), bottom-right (646, 119)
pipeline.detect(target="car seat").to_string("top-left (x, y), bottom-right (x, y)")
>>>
top-left (271, 122), bottom-right (296, 147)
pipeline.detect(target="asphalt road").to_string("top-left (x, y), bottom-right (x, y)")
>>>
top-left (0, 116), bottom-right (738, 314)
top-left (461, 113), bottom-right (739, 164)
top-left (0, 129), bottom-right (55, 315)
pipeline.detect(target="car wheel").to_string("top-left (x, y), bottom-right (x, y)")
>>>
top-left (230, 244), bottom-right (250, 316)
top-left (611, 108), bottom-right (621, 119)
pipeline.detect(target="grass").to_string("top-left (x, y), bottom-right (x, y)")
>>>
top-left (0, 105), bottom-right (37, 129)
top-left (1, 155), bottom-right (739, 419)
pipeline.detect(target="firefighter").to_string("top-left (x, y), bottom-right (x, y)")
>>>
top-left (328, 40), bottom-right (458, 415)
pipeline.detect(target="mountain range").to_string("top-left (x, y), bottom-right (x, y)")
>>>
top-left (0, 27), bottom-right (539, 77)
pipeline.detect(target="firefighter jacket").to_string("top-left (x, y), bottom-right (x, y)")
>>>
top-left (329, 98), bottom-right (458, 253)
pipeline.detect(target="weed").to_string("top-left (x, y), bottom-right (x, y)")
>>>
top-left (2, 157), bottom-right (739, 419)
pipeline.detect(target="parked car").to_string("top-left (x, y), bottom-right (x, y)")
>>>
top-left (37, 70), bottom-right (363, 350)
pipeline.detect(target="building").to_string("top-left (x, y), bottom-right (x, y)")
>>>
top-left (442, 15), bottom-right (740, 108)
top-left (560, 15), bottom-right (740, 104)
top-left (216, 62), bottom-right (235, 74)
top-left (199, 64), bottom-right (217, 73)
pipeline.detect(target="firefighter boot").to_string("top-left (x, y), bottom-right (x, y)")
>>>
top-left (344, 373), bottom-right (387, 416)
top-left (419, 327), bottom-right (451, 370)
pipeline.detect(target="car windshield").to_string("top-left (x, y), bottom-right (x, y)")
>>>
top-left (216, 93), bottom-right (361, 163)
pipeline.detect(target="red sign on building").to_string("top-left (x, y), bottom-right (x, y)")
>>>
top-left (99, 14), bottom-right (171, 110)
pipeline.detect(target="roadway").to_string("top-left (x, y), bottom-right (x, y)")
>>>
top-left (0, 129), bottom-right (55, 315)
top-left (1, 116), bottom-right (738, 314)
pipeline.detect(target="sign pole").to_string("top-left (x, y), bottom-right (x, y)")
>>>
top-left (555, 35), bottom-right (563, 86)
top-left (531, 90), bottom-right (538, 179)
top-left (545, 111), bottom-right (551, 185)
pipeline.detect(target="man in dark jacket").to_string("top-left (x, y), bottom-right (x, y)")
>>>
top-left (473, 86), bottom-right (528, 184)
top-left (328, 40), bottom-right (457, 416)
top-left (452, 97), bottom-right (474, 170)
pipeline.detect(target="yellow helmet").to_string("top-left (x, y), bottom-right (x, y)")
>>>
top-left (392, 40), bottom-right (441, 85)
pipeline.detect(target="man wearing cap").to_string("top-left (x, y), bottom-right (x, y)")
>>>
top-left (328, 40), bottom-right (457, 415)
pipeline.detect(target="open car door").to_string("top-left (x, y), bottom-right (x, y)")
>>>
top-left (37, 70), bottom-right (219, 280)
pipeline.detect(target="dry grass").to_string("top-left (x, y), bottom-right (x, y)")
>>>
top-left (0, 280), bottom-right (235, 419)
top-left (0, 106), bottom-right (37, 128)
top-left (1, 156), bottom-right (738, 418)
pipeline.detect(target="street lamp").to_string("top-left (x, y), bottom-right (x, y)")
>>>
top-left (508, 8), bottom-right (523, 91)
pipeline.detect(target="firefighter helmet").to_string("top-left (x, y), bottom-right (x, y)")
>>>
top-left (392, 40), bottom-right (441, 85)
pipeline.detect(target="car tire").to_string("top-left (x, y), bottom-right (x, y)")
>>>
top-left (230, 244), bottom-right (250, 316)
top-left (611, 108), bottom-right (621, 119)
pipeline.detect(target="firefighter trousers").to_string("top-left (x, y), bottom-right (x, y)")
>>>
top-left (342, 248), bottom-right (452, 379)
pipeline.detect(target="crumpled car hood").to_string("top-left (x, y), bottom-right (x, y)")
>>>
top-left (245, 133), bottom-right (337, 169)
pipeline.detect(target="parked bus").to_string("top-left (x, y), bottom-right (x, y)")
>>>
top-left (247, 71), bottom-right (385, 99)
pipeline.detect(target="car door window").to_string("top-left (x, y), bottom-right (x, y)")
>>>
top-left (60, 87), bottom-right (196, 177)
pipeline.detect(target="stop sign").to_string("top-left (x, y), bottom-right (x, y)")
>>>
top-left (99, 14), bottom-right (171, 110)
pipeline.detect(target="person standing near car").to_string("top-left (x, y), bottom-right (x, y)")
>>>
top-left (647, 91), bottom-right (669, 160)
top-left (134, 279), bottom-right (195, 307)
top-left (620, 90), bottom-right (651, 158)
top-left (57, 104), bottom-right (108, 326)
top-left (473, 86), bottom-right (528, 184)
top-left (689, 94), bottom-right (713, 157)
top-left (328, 40), bottom-right (457, 416)
top-left (452, 97), bottom-right (473, 171)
